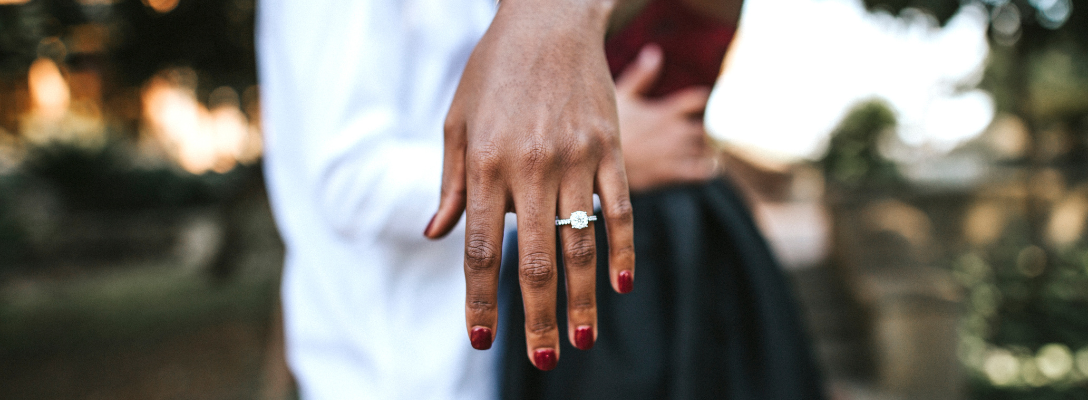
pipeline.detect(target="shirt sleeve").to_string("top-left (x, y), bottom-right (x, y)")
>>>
top-left (258, 0), bottom-right (462, 243)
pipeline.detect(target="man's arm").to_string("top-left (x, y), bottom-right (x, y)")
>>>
top-left (259, 0), bottom-right (485, 244)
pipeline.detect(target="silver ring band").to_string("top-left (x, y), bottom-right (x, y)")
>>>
top-left (555, 211), bottom-right (597, 229)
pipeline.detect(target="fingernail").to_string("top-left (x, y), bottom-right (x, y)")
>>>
top-left (574, 326), bottom-right (594, 350)
top-left (424, 214), bottom-right (437, 237)
top-left (618, 270), bottom-right (633, 294)
top-left (533, 348), bottom-right (558, 371)
top-left (470, 326), bottom-right (492, 350)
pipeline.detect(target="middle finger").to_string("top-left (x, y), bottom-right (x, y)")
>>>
top-left (513, 176), bottom-right (562, 371)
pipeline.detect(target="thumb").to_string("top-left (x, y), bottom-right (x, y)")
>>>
top-left (615, 44), bottom-right (663, 96)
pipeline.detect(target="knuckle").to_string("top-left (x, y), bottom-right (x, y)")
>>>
top-left (568, 296), bottom-right (595, 313)
top-left (564, 236), bottom-right (597, 267)
top-left (611, 243), bottom-right (636, 266)
top-left (560, 133), bottom-right (594, 162)
top-left (469, 142), bottom-right (502, 174)
top-left (527, 320), bottom-right (556, 335)
top-left (467, 298), bottom-right (495, 314)
top-left (519, 251), bottom-right (556, 287)
top-left (518, 139), bottom-right (554, 169)
top-left (443, 118), bottom-right (460, 136)
top-left (439, 178), bottom-right (466, 200)
top-left (605, 197), bottom-right (634, 225)
top-left (593, 120), bottom-right (620, 143)
top-left (465, 235), bottom-right (499, 270)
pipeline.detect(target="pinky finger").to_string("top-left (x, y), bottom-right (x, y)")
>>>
top-left (595, 152), bottom-right (636, 294)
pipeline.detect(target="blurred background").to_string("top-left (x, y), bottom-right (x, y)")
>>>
top-left (0, 0), bottom-right (1086, 399)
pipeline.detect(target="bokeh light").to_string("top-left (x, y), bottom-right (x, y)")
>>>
top-left (984, 348), bottom-right (1020, 386)
top-left (1075, 347), bottom-right (1088, 376)
top-left (1047, 190), bottom-right (1088, 248)
top-left (1031, 0), bottom-right (1072, 29)
top-left (27, 58), bottom-right (70, 121)
top-left (141, 0), bottom-right (179, 13)
top-left (140, 69), bottom-right (258, 174)
top-left (1036, 344), bottom-right (1074, 381)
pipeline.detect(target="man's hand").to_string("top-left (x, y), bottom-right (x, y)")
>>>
top-left (424, 0), bottom-right (636, 371)
top-left (616, 44), bottom-right (718, 192)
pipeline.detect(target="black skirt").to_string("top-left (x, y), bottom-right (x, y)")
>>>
top-left (497, 178), bottom-right (828, 400)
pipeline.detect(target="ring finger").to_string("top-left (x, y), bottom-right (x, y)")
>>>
top-left (556, 170), bottom-right (598, 351)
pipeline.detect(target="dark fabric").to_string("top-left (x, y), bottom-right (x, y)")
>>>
top-left (497, 179), bottom-right (828, 400)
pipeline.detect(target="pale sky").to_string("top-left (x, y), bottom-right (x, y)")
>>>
top-left (706, 0), bottom-right (994, 162)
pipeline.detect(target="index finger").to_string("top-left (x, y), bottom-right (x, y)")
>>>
top-left (462, 149), bottom-right (509, 351)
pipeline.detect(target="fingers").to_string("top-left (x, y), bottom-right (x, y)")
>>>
top-left (426, 114), bottom-right (468, 239)
top-left (513, 177), bottom-right (562, 370)
top-left (462, 157), bottom-right (509, 351)
top-left (595, 150), bottom-right (636, 294)
top-left (663, 86), bottom-right (712, 116)
top-left (614, 44), bottom-right (663, 96)
top-left (556, 171), bottom-right (598, 351)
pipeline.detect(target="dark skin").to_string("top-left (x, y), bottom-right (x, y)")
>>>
top-left (426, 0), bottom-right (745, 371)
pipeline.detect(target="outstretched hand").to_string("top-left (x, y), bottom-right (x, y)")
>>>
top-left (424, 0), bottom-right (636, 371)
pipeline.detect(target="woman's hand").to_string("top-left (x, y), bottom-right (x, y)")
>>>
top-left (616, 44), bottom-right (719, 193)
top-left (425, 0), bottom-right (636, 371)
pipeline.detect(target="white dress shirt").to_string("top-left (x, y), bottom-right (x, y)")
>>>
top-left (257, 1), bottom-right (498, 398)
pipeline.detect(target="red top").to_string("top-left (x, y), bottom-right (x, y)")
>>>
top-left (605, 0), bottom-right (738, 99)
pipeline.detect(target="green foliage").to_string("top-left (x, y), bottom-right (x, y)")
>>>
top-left (21, 140), bottom-right (247, 211)
top-left (819, 99), bottom-right (903, 189)
top-left (0, 173), bottom-right (29, 268)
top-left (968, 380), bottom-right (1088, 400)
top-left (862, 0), bottom-right (1088, 53)
top-left (110, 0), bottom-right (257, 89)
top-left (0, 0), bottom-right (256, 88)
top-left (861, 0), bottom-right (962, 25)
top-left (0, 1), bottom-right (50, 76)
top-left (954, 214), bottom-right (1088, 394)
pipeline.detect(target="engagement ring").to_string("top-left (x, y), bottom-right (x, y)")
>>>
top-left (555, 211), bottom-right (597, 229)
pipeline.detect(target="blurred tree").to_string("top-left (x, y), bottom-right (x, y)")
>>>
top-left (0, 0), bottom-right (260, 273)
top-left (820, 99), bottom-right (903, 190)
top-left (861, 1), bottom-right (1088, 397)
top-left (21, 140), bottom-right (245, 211)
top-left (0, 0), bottom-right (256, 102)
top-left (0, 174), bottom-right (29, 270)
top-left (109, 0), bottom-right (256, 89)
top-left (861, 0), bottom-right (1088, 137)
top-left (0, 1), bottom-right (49, 76)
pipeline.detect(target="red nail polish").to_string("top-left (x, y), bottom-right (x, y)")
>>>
top-left (618, 270), bottom-right (633, 294)
top-left (424, 214), bottom-right (437, 237)
top-left (470, 327), bottom-right (492, 350)
top-left (533, 348), bottom-right (557, 371)
top-left (574, 326), bottom-right (594, 350)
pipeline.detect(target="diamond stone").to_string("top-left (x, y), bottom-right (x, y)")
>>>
top-left (570, 211), bottom-right (589, 229)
